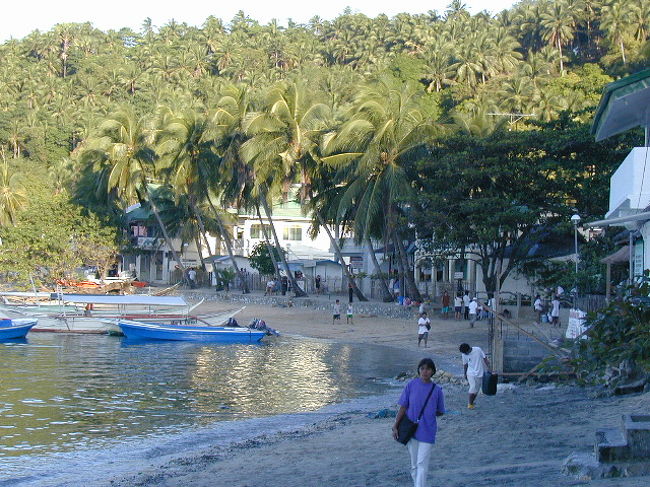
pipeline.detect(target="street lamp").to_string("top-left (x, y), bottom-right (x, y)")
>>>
top-left (571, 214), bottom-right (581, 299)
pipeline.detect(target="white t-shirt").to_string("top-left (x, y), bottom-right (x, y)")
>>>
top-left (534, 298), bottom-right (543, 311)
top-left (551, 299), bottom-right (560, 317)
top-left (463, 295), bottom-right (470, 307)
top-left (417, 316), bottom-right (430, 334)
top-left (468, 300), bottom-right (478, 314)
top-left (462, 346), bottom-right (486, 377)
top-left (454, 296), bottom-right (462, 307)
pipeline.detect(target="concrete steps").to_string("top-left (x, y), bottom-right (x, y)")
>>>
top-left (564, 414), bottom-right (650, 480)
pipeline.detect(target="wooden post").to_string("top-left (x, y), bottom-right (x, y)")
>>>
top-left (491, 261), bottom-right (504, 374)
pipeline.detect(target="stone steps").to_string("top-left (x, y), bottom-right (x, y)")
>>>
top-left (564, 414), bottom-right (650, 480)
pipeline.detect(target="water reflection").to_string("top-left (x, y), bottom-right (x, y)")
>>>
top-left (0, 333), bottom-right (412, 458)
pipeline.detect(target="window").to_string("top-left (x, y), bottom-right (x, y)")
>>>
top-left (250, 224), bottom-right (271, 239)
top-left (282, 226), bottom-right (302, 241)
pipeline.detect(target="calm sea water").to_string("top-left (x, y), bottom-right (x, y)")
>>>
top-left (0, 333), bottom-right (424, 484)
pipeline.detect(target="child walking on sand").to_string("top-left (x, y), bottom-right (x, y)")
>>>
top-left (332, 299), bottom-right (341, 324)
top-left (346, 304), bottom-right (354, 324)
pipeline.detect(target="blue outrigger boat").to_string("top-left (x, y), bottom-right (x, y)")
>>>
top-left (118, 319), bottom-right (267, 343)
top-left (0, 318), bottom-right (38, 340)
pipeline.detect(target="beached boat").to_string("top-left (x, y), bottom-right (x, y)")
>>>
top-left (0, 318), bottom-right (38, 340)
top-left (118, 319), bottom-right (267, 343)
top-left (0, 294), bottom-right (239, 335)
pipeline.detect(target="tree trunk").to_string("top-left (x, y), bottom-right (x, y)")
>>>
top-left (557, 38), bottom-right (564, 76)
top-left (256, 204), bottom-right (280, 278)
top-left (259, 193), bottom-right (307, 297)
top-left (205, 197), bottom-right (250, 293)
top-left (393, 231), bottom-right (422, 302)
top-left (620, 39), bottom-right (626, 64)
top-left (315, 210), bottom-right (367, 301)
top-left (190, 199), bottom-right (227, 290)
top-left (144, 187), bottom-right (186, 276)
top-left (194, 235), bottom-right (207, 273)
top-left (366, 235), bottom-right (393, 302)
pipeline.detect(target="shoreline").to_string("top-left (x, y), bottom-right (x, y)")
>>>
top-left (5, 297), bottom-right (649, 486)
top-left (105, 299), bottom-right (649, 487)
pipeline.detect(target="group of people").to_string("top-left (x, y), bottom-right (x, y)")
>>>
top-left (533, 294), bottom-right (562, 326)
top-left (332, 299), bottom-right (354, 324)
top-left (393, 343), bottom-right (490, 487)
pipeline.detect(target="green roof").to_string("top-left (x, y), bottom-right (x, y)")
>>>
top-left (591, 68), bottom-right (650, 142)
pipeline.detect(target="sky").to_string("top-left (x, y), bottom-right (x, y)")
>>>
top-left (0, 1), bottom-right (517, 43)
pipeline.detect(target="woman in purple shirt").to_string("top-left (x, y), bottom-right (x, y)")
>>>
top-left (392, 358), bottom-right (445, 487)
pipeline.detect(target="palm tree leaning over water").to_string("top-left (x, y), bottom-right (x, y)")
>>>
top-left (79, 107), bottom-right (186, 276)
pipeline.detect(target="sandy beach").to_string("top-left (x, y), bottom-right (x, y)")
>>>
top-left (107, 296), bottom-right (650, 487)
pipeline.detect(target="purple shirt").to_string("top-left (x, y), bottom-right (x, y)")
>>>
top-left (398, 379), bottom-right (445, 444)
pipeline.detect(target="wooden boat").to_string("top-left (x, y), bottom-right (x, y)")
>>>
top-left (0, 318), bottom-right (38, 340)
top-left (0, 294), bottom-right (227, 335)
top-left (118, 319), bottom-right (267, 343)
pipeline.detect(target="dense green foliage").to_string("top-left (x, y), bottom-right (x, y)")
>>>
top-left (248, 242), bottom-right (283, 276)
top-left (0, 174), bottom-right (121, 286)
top-left (0, 1), bottom-right (647, 288)
top-left (413, 120), bottom-right (641, 292)
top-left (572, 281), bottom-right (650, 380)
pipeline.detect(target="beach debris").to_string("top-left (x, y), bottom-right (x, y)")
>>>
top-left (367, 408), bottom-right (397, 419)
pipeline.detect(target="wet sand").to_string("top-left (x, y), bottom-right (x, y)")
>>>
top-left (108, 298), bottom-right (650, 487)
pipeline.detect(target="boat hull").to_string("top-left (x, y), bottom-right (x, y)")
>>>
top-left (0, 319), bottom-right (38, 340)
top-left (118, 320), bottom-right (266, 343)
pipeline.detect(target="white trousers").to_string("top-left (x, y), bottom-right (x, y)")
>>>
top-left (407, 438), bottom-right (433, 487)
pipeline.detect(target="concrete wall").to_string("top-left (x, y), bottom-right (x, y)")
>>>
top-left (503, 336), bottom-right (553, 373)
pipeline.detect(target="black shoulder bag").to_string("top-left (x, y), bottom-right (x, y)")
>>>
top-left (396, 383), bottom-right (435, 445)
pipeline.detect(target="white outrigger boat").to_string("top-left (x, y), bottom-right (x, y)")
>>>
top-left (0, 293), bottom-right (244, 335)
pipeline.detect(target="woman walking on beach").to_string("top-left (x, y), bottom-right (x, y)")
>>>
top-left (392, 358), bottom-right (445, 487)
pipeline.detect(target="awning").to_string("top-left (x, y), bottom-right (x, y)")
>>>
top-left (601, 246), bottom-right (630, 265)
top-left (587, 211), bottom-right (650, 228)
top-left (591, 68), bottom-right (650, 142)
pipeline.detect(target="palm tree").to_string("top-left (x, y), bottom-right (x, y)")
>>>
top-left (601, 1), bottom-right (634, 64)
top-left (242, 80), bottom-right (370, 300)
top-left (0, 157), bottom-right (27, 226)
top-left (158, 108), bottom-right (250, 293)
top-left (79, 107), bottom-right (186, 275)
top-left (322, 78), bottom-right (439, 302)
top-left (541, 3), bottom-right (577, 75)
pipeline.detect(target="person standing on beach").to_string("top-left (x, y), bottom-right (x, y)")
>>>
top-left (441, 291), bottom-right (450, 319)
top-left (454, 294), bottom-right (462, 320)
top-left (393, 358), bottom-right (445, 487)
top-left (332, 299), bottom-right (341, 324)
top-left (346, 304), bottom-right (354, 324)
top-left (468, 297), bottom-right (478, 328)
top-left (348, 281), bottom-right (354, 303)
top-left (315, 275), bottom-right (321, 295)
top-left (551, 295), bottom-right (561, 327)
top-left (459, 343), bottom-right (490, 409)
top-left (417, 312), bottom-right (431, 347)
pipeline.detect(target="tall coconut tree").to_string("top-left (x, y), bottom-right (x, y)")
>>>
top-left (601, 1), bottom-right (634, 64)
top-left (79, 107), bottom-right (186, 274)
top-left (322, 77), bottom-right (440, 302)
top-left (158, 108), bottom-right (250, 293)
top-left (242, 80), bottom-right (369, 300)
top-left (540, 3), bottom-right (577, 75)
top-left (0, 158), bottom-right (27, 226)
